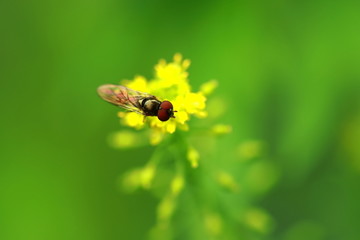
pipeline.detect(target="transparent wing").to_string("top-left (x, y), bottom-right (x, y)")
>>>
top-left (97, 84), bottom-right (156, 114)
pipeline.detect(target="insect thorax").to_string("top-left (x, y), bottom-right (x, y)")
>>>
top-left (141, 98), bottom-right (161, 116)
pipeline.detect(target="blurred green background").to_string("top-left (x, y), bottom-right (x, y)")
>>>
top-left (1, 0), bottom-right (360, 239)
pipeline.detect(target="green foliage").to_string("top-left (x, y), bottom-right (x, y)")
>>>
top-left (1, 0), bottom-right (360, 240)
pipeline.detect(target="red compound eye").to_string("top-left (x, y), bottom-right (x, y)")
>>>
top-left (158, 101), bottom-right (174, 121)
top-left (160, 101), bottom-right (173, 110)
top-left (157, 109), bottom-right (170, 121)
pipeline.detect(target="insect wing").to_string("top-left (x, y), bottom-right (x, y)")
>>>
top-left (97, 84), bottom-right (154, 114)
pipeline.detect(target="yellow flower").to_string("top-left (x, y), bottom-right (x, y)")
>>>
top-left (211, 124), bottom-right (232, 136)
top-left (157, 194), bottom-right (176, 221)
top-left (237, 140), bottom-right (263, 160)
top-left (117, 54), bottom-right (214, 144)
top-left (200, 79), bottom-right (218, 96)
top-left (123, 75), bottom-right (149, 92)
top-left (243, 208), bottom-right (273, 234)
top-left (119, 112), bottom-right (145, 129)
top-left (187, 146), bottom-right (200, 168)
top-left (140, 164), bottom-right (156, 189)
top-left (108, 130), bottom-right (146, 149)
top-left (204, 212), bottom-right (223, 236)
top-left (216, 171), bottom-right (240, 193)
top-left (120, 169), bottom-right (142, 192)
top-left (170, 175), bottom-right (185, 196)
top-left (106, 54), bottom-right (245, 239)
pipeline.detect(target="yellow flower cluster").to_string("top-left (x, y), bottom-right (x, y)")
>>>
top-left (118, 54), bottom-right (215, 145)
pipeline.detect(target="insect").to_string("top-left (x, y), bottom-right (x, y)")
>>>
top-left (97, 84), bottom-right (176, 121)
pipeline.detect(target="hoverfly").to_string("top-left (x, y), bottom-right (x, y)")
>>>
top-left (97, 84), bottom-right (176, 121)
